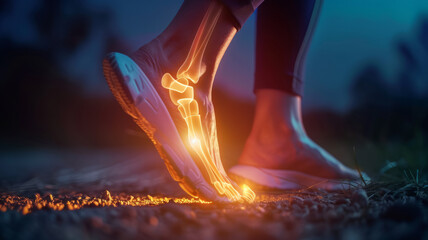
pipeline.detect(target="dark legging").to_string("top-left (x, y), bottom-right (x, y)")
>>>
top-left (220, 0), bottom-right (322, 96)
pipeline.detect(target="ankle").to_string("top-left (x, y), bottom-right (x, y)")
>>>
top-left (250, 90), bottom-right (307, 141)
top-left (155, 35), bottom-right (187, 74)
top-left (154, 1), bottom-right (236, 88)
top-left (247, 121), bottom-right (297, 149)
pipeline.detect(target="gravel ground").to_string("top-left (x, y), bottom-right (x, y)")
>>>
top-left (0, 150), bottom-right (427, 240)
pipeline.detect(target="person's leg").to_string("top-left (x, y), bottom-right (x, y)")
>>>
top-left (238, 0), bottom-right (359, 180)
top-left (104, 0), bottom-right (261, 201)
top-left (132, 0), bottom-right (263, 137)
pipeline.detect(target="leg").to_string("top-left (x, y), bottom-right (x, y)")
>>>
top-left (103, 0), bottom-right (261, 201)
top-left (238, 0), bottom-right (359, 180)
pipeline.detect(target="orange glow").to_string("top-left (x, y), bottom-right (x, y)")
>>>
top-left (0, 190), bottom-right (210, 215)
top-left (241, 184), bottom-right (256, 202)
top-left (161, 2), bottom-right (255, 202)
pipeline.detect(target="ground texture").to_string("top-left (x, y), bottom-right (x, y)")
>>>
top-left (0, 150), bottom-right (427, 240)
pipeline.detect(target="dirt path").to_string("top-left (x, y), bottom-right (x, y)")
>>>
top-left (0, 150), bottom-right (426, 240)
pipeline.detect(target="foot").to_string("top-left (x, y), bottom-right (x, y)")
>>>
top-left (239, 131), bottom-right (360, 180)
top-left (103, 39), bottom-right (249, 201)
top-left (102, 0), bottom-right (256, 202)
top-left (238, 90), bottom-right (360, 180)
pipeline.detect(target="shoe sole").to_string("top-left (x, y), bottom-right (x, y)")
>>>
top-left (229, 165), bottom-right (365, 191)
top-left (102, 52), bottom-right (226, 202)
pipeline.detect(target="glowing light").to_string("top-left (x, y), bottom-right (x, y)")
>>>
top-left (241, 184), bottom-right (256, 203)
top-left (190, 138), bottom-right (199, 146)
top-left (0, 191), bottom-right (210, 215)
top-left (161, 2), bottom-right (255, 202)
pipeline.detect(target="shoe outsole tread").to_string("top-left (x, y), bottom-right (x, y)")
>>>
top-left (102, 52), bottom-right (226, 202)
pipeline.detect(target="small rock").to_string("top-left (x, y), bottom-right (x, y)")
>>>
top-left (184, 210), bottom-right (196, 220)
top-left (149, 216), bottom-right (159, 226)
top-left (256, 206), bottom-right (266, 213)
top-left (351, 189), bottom-right (368, 207)
top-left (102, 190), bottom-right (113, 202)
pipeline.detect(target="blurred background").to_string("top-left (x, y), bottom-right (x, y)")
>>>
top-left (0, 0), bottom-right (427, 184)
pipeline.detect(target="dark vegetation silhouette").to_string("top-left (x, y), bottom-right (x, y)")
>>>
top-left (0, 0), bottom-right (426, 175)
top-left (0, 0), bottom-right (148, 149)
top-left (0, 4), bottom-right (426, 240)
top-left (348, 17), bottom-right (428, 142)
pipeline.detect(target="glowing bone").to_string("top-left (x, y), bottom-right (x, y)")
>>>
top-left (161, 2), bottom-right (255, 202)
top-left (176, 2), bottom-right (221, 83)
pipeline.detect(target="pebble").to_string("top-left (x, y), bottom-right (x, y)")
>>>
top-left (1, 184), bottom-right (426, 240)
top-left (102, 190), bottom-right (113, 202)
top-left (351, 189), bottom-right (368, 207)
top-left (149, 216), bottom-right (159, 226)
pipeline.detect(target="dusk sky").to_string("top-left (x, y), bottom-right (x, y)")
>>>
top-left (2, 0), bottom-right (428, 112)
